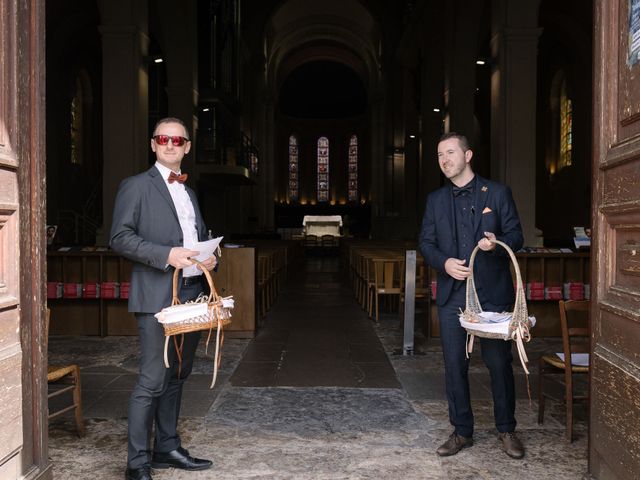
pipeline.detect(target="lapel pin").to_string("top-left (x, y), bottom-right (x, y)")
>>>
top-left (481, 186), bottom-right (488, 192)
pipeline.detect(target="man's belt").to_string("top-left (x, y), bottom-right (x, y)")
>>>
top-left (181, 275), bottom-right (203, 287)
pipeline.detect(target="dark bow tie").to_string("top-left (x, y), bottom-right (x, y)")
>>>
top-left (168, 171), bottom-right (188, 184)
top-left (452, 184), bottom-right (473, 197)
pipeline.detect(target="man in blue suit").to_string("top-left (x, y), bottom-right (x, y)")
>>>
top-left (111, 118), bottom-right (216, 480)
top-left (419, 132), bottom-right (525, 459)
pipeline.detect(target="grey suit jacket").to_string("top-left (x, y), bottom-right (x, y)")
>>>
top-left (110, 166), bottom-right (207, 314)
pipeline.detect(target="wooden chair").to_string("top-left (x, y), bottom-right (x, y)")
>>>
top-left (538, 300), bottom-right (590, 442)
top-left (368, 257), bottom-right (404, 322)
top-left (320, 234), bottom-right (338, 253)
top-left (47, 308), bottom-right (86, 436)
top-left (304, 234), bottom-right (318, 253)
top-left (257, 254), bottom-right (271, 317)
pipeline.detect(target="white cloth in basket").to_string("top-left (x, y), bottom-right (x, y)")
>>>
top-left (155, 297), bottom-right (235, 325)
top-left (459, 311), bottom-right (536, 337)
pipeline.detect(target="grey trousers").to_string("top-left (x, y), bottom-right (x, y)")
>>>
top-left (127, 283), bottom-right (202, 469)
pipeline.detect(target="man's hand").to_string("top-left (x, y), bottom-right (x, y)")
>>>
top-left (444, 258), bottom-right (471, 280)
top-left (478, 231), bottom-right (497, 251)
top-left (196, 255), bottom-right (218, 272)
top-left (167, 247), bottom-right (199, 269)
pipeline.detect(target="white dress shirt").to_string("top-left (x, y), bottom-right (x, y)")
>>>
top-left (155, 162), bottom-right (201, 277)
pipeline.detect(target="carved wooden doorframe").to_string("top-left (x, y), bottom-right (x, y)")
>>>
top-left (0, 0), bottom-right (49, 478)
top-left (592, 1), bottom-right (640, 477)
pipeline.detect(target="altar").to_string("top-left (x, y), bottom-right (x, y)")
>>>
top-left (302, 215), bottom-right (342, 237)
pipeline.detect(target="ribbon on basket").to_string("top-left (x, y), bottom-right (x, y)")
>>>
top-left (459, 240), bottom-right (535, 375)
top-left (154, 259), bottom-right (233, 388)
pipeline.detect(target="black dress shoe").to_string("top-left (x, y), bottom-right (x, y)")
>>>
top-left (151, 446), bottom-right (212, 471)
top-left (125, 466), bottom-right (153, 480)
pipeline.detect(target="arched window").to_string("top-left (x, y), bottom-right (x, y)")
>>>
top-left (69, 69), bottom-right (94, 167)
top-left (559, 77), bottom-right (572, 169)
top-left (250, 149), bottom-right (259, 175)
top-left (348, 135), bottom-right (358, 202)
top-left (288, 135), bottom-right (299, 200)
top-left (70, 73), bottom-right (85, 165)
top-left (547, 70), bottom-right (573, 175)
top-left (317, 136), bottom-right (329, 202)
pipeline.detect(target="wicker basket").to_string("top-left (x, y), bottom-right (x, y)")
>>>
top-left (459, 240), bottom-right (535, 373)
top-left (155, 259), bottom-right (232, 388)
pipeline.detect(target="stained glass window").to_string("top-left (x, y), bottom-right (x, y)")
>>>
top-left (348, 135), bottom-right (358, 202)
top-left (317, 137), bottom-right (329, 202)
top-left (559, 77), bottom-right (572, 169)
top-left (288, 135), bottom-right (298, 200)
top-left (250, 150), bottom-right (259, 175)
top-left (70, 75), bottom-right (85, 165)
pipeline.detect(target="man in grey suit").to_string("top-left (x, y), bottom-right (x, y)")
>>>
top-left (111, 117), bottom-right (216, 480)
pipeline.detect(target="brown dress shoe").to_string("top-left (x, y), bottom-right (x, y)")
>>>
top-left (436, 433), bottom-right (473, 456)
top-left (499, 432), bottom-right (525, 459)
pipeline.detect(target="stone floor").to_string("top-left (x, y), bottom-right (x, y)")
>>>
top-left (48, 256), bottom-right (589, 479)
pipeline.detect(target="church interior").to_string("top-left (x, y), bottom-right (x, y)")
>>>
top-left (10, 0), bottom-right (627, 478)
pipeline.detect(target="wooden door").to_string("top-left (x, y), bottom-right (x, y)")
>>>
top-left (0, 0), bottom-right (49, 478)
top-left (592, 1), bottom-right (640, 477)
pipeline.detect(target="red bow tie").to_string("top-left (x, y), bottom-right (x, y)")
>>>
top-left (168, 171), bottom-right (188, 184)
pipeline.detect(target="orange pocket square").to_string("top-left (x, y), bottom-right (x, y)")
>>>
top-left (482, 207), bottom-right (493, 214)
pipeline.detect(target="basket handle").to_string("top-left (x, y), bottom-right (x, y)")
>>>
top-left (171, 258), bottom-right (220, 306)
top-left (466, 239), bottom-right (527, 320)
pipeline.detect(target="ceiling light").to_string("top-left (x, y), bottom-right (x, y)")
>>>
top-left (202, 108), bottom-right (210, 112)
top-left (154, 57), bottom-right (164, 64)
top-left (409, 134), bottom-right (416, 139)
top-left (433, 108), bottom-right (441, 113)
top-left (476, 60), bottom-right (485, 65)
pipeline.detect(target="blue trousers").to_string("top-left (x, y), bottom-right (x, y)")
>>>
top-left (127, 283), bottom-right (202, 469)
top-left (437, 287), bottom-right (516, 438)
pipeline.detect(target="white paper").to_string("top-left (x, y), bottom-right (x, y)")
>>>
top-left (460, 312), bottom-right (536, 336)
top-left (192, 236), bottom-right (223, 262)
top-left (555, 353), bottom-right (589, 367)
top-left (476, 312), bottom-right (513, 323)
top-left (155, 303), bottom-right (208, 324)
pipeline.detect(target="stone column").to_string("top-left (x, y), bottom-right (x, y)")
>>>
top-left (157, 0), bottom-right (198, 174)
top-left (264, 95), bottom-right (276, 229)
top-left (444, 0), bottom-right (485, 137)
top-left (97, 0), bottom-right (149, 244)
top-left (368, 88), bottom-right (385, 235)
top-left (419, 0), bottom-right (446, 216)
top-left (490, 0), bottom-right (542, 246)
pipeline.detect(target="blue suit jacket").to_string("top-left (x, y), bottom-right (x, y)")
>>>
top-left (109, 166), bottom-right (208, 314)
top-left (419, 175), bottom-right (523, 307)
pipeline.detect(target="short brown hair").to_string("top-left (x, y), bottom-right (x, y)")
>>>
top-left (152, 117), bottom-right (190, 140)
top-left (439, 132), bottom-right (470, 151)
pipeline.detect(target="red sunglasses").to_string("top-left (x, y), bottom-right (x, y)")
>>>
top-left (153, 135), bottom-right (189, 146)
